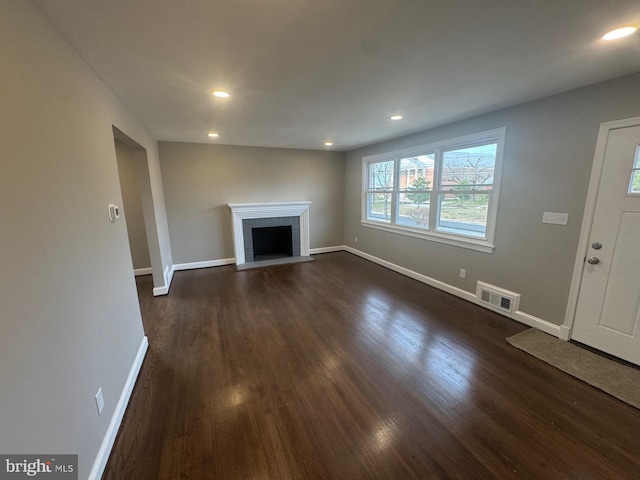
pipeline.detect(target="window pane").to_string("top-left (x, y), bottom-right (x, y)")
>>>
top-left (442, 143), bottom-right (496, 190)
top-left (396, 195), bottom-right (430, 229)
top-left (399, 154), bottom-right (435, 191)
top-left (629, 146), bottom-right (640, 194)
top-left (396, 154), bottom-right (434, 229)
top-left (367, 193), bottom-right (392, 222)
top-left (630, 170), bottom-right (640, 194)
top-left (369, 160), bottom-right (395, 191)
top-left (437, 193), bottom-right (490, 237)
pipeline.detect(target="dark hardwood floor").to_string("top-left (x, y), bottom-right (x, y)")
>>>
top-left (104, 252), bottom-right (640, 479)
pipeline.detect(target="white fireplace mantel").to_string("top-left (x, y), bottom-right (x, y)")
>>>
top-left (228, 201), bottom-right (311, 265)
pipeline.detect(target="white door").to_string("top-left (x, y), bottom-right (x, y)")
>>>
top-left (572, 124), bottom-right (640, 365)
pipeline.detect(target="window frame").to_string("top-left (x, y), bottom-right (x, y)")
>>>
top-left (361, 128), bottom-right (506, 253)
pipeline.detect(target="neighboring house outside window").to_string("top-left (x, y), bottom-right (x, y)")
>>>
top-left (362, 128), bottom-right (506, 253)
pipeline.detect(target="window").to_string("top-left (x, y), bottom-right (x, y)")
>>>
top-left (629, 146), bottom-right (640, 194)
top-left (362, 128), bottom-right (505, 253)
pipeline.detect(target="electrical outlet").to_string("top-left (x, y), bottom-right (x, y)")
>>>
top-left (95, 388), bottom-right (105, 416)
top-left (459, 269), bottom-right (466, 279)
top-left (355, 236), bottom-right (358, 243)
top-left (542, 212), bottom-right (569, 225)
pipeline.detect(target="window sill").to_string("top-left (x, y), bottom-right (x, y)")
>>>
top-left (360, 220), bottom-right (495, 253)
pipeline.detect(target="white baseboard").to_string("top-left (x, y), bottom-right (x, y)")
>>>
top-left (173, 258), bottom-right (235, 270)
top-left (343, 246), bottom-right (565, 339)
top-left (133, 267), bottom-right (152, 277)
top-left (172, 251), bottom-right (345, 270)
top-left (558, 325), bottom-right (571, 341)
top-left (153, 264), bottom-right (174, 296)
top-left (152, 285), bottom-right (168, 296)
top-left (344, 246), bottom-right (477, 303)
top-left (165, 264), bottom-right (174, 289)
top-left (88, 336), bottom-right (148, 480)
top-left (512, 311), bottom-right (565, 338)
top-left (310, 245), bottom-right (345, 255)
top-left (169, 248), bottom-right (342, 272)
top-left (152, 259), bottom-right (234, 295)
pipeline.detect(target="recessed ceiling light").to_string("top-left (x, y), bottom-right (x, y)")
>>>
top-left (212, 90), bottom-right (230, 98)
top-left (602, 26), bottom-right (637, 41)
top-left (207, 132), bottom-right (219, 138)
top-left (324, 141), bottom-right (333, 146)
top-left (390, 115), bottom-right (403, 121)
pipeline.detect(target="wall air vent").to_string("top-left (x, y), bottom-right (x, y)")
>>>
top-left (476, 281), bottom-right (521, 318)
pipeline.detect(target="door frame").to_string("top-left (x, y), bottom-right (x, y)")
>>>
top-left (563, 116), bottom-right (640, 336)
top-left (112, 126), bottom-right (167, 295)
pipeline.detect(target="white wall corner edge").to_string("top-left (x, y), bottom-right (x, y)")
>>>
top-left (88, 335), bottom-right (148, 480)
top-left (343, 246), bottom-right (566, 339)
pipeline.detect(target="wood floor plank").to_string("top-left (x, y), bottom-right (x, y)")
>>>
top-left (103, 252), bottom-right (640, 479)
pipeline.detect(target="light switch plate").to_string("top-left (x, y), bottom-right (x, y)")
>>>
top-left (108, 204), bottom-right (120, 222)
top-left (542, 212), bottom-right (569, 225)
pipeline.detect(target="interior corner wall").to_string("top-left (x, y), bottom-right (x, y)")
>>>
top-left (158, 142), bottom-right (346, 264)
top-left (344, 72), bottom-right (640, 326)
top-left (0, 2), bottom-right (170, 478)
top-left (138, 142), bottom-right (173, 283)
top-left (115, 140), bottom-right (152, 270)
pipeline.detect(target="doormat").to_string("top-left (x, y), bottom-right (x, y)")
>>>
top-left (507, 328), bottom-right (640, 410)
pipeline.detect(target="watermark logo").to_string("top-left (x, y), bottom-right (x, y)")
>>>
top-left (0, 456), bottom-right (77, 479)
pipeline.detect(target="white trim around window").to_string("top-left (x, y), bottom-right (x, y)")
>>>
top-left (361, 128), bottom-right (506, 254)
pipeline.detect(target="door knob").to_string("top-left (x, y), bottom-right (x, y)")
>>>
top-left (587, 257), bottom-right (600, 265)
top-left (592, 242), bottom-right (602, 250)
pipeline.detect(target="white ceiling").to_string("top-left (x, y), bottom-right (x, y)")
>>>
top-left (34, 0), bottom-right (640, 151)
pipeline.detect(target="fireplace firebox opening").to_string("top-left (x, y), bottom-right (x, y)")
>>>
top-left (251, 225), bottom-right (293, 261)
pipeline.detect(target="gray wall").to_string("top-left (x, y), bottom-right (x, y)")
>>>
top-left (159, 142), bottom-right (345, 264)
top-left (115, 140), bottom-right (152, 270)
top-left (0, 2), bottom-right (170, 477)
top-left (344, 72), bottom-right (640, 326)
